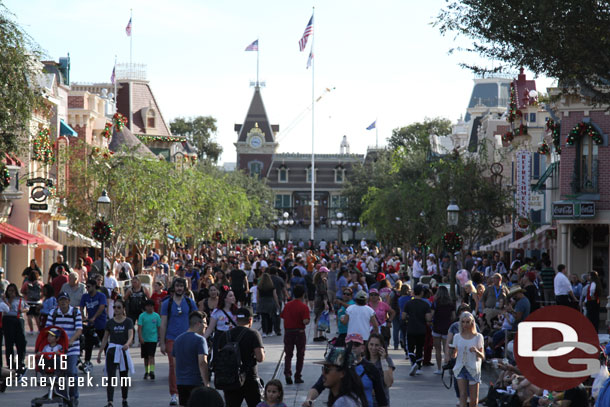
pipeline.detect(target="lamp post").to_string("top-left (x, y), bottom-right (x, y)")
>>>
top-left (331, 212), bottom-right (347, 243)
top-left (279, 212), bottom-right (294, 244)
top-left (446, 199), bottom-right (460, 300)
top-left (97, 189), bottom-right (111, 275)
top-left (162, 217), bottom-right (169, 257)
top-left (347, 221), bottom-right (361, 242)
top-left (420, 210), bottom-right (428, 275)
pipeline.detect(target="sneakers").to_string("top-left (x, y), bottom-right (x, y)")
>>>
top-left (122, 400), bottom-right (129, 407)
top-left (149, 372), bottom-right (155, 380)
top-left (170, 394), bottom-right (178, 406)
top-left (143, 372), bottom-right (149, 380)
top-left (285, 375), bottom-right (293, 385)
top-left (295, 377), bottom-right (304, 384)
top-left (433, 369), bottom-right (442, 375)
top-left (262, 333), bottom-right (267, 338)
top-left (409, 363), bottom-right (419, 377)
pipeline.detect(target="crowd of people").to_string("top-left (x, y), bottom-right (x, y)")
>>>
top-left (0, 241), bottom-right (606, 407)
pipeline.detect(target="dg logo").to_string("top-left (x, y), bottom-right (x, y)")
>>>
top-left (515, 305), bottom-right (600, 391)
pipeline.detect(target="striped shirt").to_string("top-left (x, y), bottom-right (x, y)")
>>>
top-left (45, 305), bottom-right (83, 356)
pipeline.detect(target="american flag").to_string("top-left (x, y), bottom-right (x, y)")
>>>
top-left (366, 121), bottom-right (376, 130)
top-left (110, 66), bottom-right (115, 84)
top-left (306, 51), bottom-right (314, 69)
top-left (125, 17), bottom-right (132, 36)
top-left (245, 39), bottom-right (258, 51)
top-left (298, 15), bottom-right (313, 52)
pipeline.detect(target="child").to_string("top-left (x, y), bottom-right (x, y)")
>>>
top-left (256, 379), bottom-right (286, 407)
top-left (42, 328), bottom-right (63, 354)
top-left (138, 299), bottom-right (161, 380)
top-left (250, 279), bottom-right (259, 321)
top-left (39, 284), bottom-right (57, 328)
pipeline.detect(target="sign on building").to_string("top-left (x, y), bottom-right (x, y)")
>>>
top-left (515, 150), bottom-right (531, 231)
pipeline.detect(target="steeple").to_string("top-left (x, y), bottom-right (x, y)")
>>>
top-left (234, 86), bottom-right (279, 143)
top-left (340, 135), bottom-right (350, 154)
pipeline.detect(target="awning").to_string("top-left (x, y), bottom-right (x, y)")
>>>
top-left (532, 162), bottom-right (558, 192)
top-left (509, 224), bottom-right (556, 251)
top-left (2, 152), bottom-right (23, 167)
top-left (479, 234), bottom-right (513, 252)
top-left (0, 223), bottom-right (45, 245)
top-left (60, 119), bottom-right (77, 137)
top-left (167, 233), bottom-right (181, 243)
top-left (35, 232), bottom-right (63, 251)
top-left (57, 225), bottom-right (101, 248)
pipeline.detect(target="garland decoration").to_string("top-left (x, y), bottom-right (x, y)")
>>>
top-left (546, 118), bottom-right (561, 154)
top-left (537, 141), bottom-right (550, 155)
top-left (0, 164), bottom-right (10, 192)
top-left (571, 227), bottom-right (590, 249)
top-left (92, 219), bottom-right (114, 242)
top-left (502, 132), bottom-right (514, 143)
top-left (33, 128), bottom-right (55, 164)
top-left (90, 146), bottom-right (114, 160)
top-left (113, 112), bottom-right (128, 131)
top-left (566, 122), bottom-right (603, 146)
top-left (442, 232), bottom-right (463, 252)
top-left (507, 83), bottom-right (522, 123)
top-left (136, 135), bottom-right (186, 143)
top-left (101, 122), bottom-right (113, 139)
top-left (514, 124), bottom-right (528, 137)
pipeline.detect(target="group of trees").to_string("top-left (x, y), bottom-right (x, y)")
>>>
top-left (62, 141), bottom-right (273, 256)
top-left (342, 118), bottom-right (513, 252)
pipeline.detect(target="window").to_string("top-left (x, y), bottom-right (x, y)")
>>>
top-left (335, 167), bottom-right (345, 183)
top-left (278, 167), bottom-right (288, 183)
top-left (147, 109), bottom-right (156, 128)
top-left (529, 113), bottom-right (536, 123)
top-left (307, 167), bottom-right (316, 183)
top-left (274, 194), bottom-right (291, 209)
top-left (329, 195), bottom-right (348, 218)
top-left (579, 135), bottom-right (599, 193)
top-left (248, 161), bottom-right (263, 179)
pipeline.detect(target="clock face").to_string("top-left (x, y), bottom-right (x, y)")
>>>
top-left (250, 136), bottom-right (263, 148)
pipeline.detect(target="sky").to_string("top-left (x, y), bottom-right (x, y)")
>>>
top-left (5, 0), bottom-right (553, 164)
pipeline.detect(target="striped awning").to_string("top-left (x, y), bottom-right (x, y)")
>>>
top-left (0, 223), bottom-right (44, 245)
top-left (509, 224), bottom-right (556, 251)
top-left (35, 232), bottom-right (63, 251)
top-left (479, 233), bottom-right (513, 252)
top-left (57, 225), bottom-right (100, 248)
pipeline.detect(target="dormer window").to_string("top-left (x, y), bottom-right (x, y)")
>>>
top-left (335, 165), bottom-right (346, 183)
top-left (278, 165), bottom-right (288, 183)
top-left (147, 109), bottom-right (156, 128)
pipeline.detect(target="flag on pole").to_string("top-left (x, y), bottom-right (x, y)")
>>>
top-left (366, 120), bottom-right (376, 130)
top-left (298, 15), bottom-right (313, 51)
top-left (306, 51), bottom-right (314, 69)
top-left (245, 39), bottom-right (259, 51)
top-left (125, 17), bottom-right (132, 36)
top-left (111, 66), bottom-right (116, 84)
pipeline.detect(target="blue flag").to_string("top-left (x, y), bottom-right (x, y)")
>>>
top-left (366, 121), bottom-right (376, 130)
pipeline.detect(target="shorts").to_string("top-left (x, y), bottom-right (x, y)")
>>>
top-left (177, 384), bottom-right (199, 406)
top-left (456, 366), bottom-right (480, 385)
top-left (431, 330), bottom-right (448, 339)
top-left (141, 342), bottom-right (157, 358)
top-left (27, 304), bottom-right (40, 316)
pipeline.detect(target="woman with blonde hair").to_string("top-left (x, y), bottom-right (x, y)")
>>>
top-left (451, 311), bottom-right (484, 407)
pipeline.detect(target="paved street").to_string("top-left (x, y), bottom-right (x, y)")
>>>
top-left (1, 315), bottom-right (488, 406)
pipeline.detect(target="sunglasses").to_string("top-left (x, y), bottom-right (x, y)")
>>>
top-left (322, 365), bottom-right (339, 374)
top-left (114, 306), bottom-right (123, 310)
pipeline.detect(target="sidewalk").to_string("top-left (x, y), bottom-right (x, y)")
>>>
top-left (0, 317), bottom-right (488, 406)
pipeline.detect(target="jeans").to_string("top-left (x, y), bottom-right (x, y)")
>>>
top-left (2, 316), bottom-right (26, 371)
top-left (67, 354), bottom-right (80, 399)
top-left (392, 315), bottom-right (401, 349)
top-left (260, 313), bottom-right (273, 334)
top-left (84, 328), bottom-right (105, 362)
top-left (284, 330), bottom-right (306, 378)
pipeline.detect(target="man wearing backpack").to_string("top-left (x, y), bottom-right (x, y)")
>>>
top-left (160, 278), bottom-right (197, 406)
top-left (214, 307), bottom-right (265, 407)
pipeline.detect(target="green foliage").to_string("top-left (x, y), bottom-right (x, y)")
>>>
top-left (0, 3), bottom-right (44, 155)
top-left (388, 117), bottom-right (452, 154)
top-left (435, 0), bottom-right (610, 105)
top-left (170, 116), bottom-right (222, 163)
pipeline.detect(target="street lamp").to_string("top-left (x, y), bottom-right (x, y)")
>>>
top-left (333, 212), bottom-right (347, 243)
top-left (446, 198), bottom-right (460, 299)
top-left (420, 210), bottom-right (428, 274)
top-left (347, 221), bottom-right (361, 242)
top-left (279, 212), bottom-right (294, 244)
top-left (162, 217), bottom-right (169, 257)
top-left (96, 190), bottom-right (111, 275)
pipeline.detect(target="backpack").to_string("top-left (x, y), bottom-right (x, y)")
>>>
top-left (163, 296), bottom-right (195, 325)
top-left (119, 265), bottom-right (129, 281)
top-left (127, 290), bottom-right (147, 317)
top-left (213, 328), bottom-right (249, 390)
top-left (27, 282), bottom-right (41, 302)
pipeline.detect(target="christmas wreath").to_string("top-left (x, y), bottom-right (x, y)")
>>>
top-left (92, 219), bottom-right (114, 242)
top-left (514, 124), bottom-right (528, 137)
top-left (537, 142), bottom-right (550, 155)
top-left (90, 146), bottom-right (114, 160)
top-left (0, 164), bottom-right (10, 192)
top-left (442, 232), bottom-right (463, 252)
top-left (101, 122), bottom-right (113, 139)
top-left (546, 118), bottom-right (561, 153)
top-left (571, 227), bottom-right (590, 249)
top-left (517, 217), bottom-right (530, 230)
top-left (502, 131), bottom-right (514, 143)
top-left (566, 122), bottom-right (603, 146)
top-left (113, 112), bottom-right (128, 131)
top-left (33, 128), bottom-right (55, 164)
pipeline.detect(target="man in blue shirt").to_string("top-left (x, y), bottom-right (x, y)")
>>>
top-left (79, 279), bottom-right (107, 368)
top-left (173, 311), bottom-right (209, 407)
top-left (160, 278), bottom-right (198, 406)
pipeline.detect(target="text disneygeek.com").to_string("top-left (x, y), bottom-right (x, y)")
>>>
top-left (6, 373), bottom-right (132, 389)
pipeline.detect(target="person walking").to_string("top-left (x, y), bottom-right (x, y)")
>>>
top-left (367, 288), bottom-right (395, 346)
top-left (138, 299), bottom-right (161, 380)
top-left (97, 298), bottom-right (135, 407)
top-left (124, 276), bottom-right (149, 346)
top-left (172, 311), bottom-right (209, 406)
top-left (21, 270), bottom-right (43, 335)
top-left (584, 271), bottom-right (601, 331)
top-left (451, 311), bottom-right (484, 407)
top-left (215, 307), bottom-right (265, 407)
top-left (402, 283), bottom-right (432, 377)
top-left (313, 270), bottom-right (329, 341)
top-left (364, 333), bottom-right (395, 407)
top-left (554, 264), bottom-right (578, 308)
top-left (60, 271), bottom-right (87, 309)
top-left (2, 283), bottom-right (29, 374)
top-left (256, 273), bottom-right (280, 338)
top-left (160, 278), bottom-right (198, 406)
top-left (431, 285), bottom-right (454, 375)
top-left (342, 290), bottom-right (378, 341)
top-left (80, 278), bottom-right (108, 370)
top-left (280, 285), bottom-right (310, 385)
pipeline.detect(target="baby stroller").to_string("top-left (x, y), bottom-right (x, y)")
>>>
top-left (30, 325), bottom-right (73, 407)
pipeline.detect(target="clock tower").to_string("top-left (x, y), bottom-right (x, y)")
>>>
top-left (234, 86), bottom-right (279, 178)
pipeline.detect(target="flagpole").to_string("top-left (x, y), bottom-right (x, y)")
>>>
top-left (310, 7), bottom-right (315, 243)
top-left (376, 117), bottom-right (378, 148)
top-left (129, 9), bottom-right (133, 69)
top-left (256, 38), bottom-right (259, 87)
top-left (114, 55), bottom-right (118, 112)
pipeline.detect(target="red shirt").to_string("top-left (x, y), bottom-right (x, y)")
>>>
top-left (281, 299), bottom-right (310, 330)
top-left (52, 274), bottom-right (69, 297)
top-left (151, 290), bottom-right (168, 313)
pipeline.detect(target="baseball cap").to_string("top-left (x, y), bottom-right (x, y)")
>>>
top-left (0, 267), bottom-right (4, 274)
top-left (48, 328), bottom-right (61, 338)
top-left (313, 346), bottom-right (356, 368)
top-left (345, 333), bottom-right (364, 344)
top-left (235, 307), bottom-right (252, 320)
top-left (376, 273), bottom-right (386, 282)
top-left (354, 290), bottom-right (368, 300)
top-left (58, 292), bottom-right (70, 301)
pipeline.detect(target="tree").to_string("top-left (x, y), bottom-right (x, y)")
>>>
top-left (170, 116), bottom-right (222, 163)
top-left (388, 117), bottom-right (452, 154)
top-left (0, 4), bottom-right (44, 155)
top-left (435, 1), bottom-right (610, 105)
